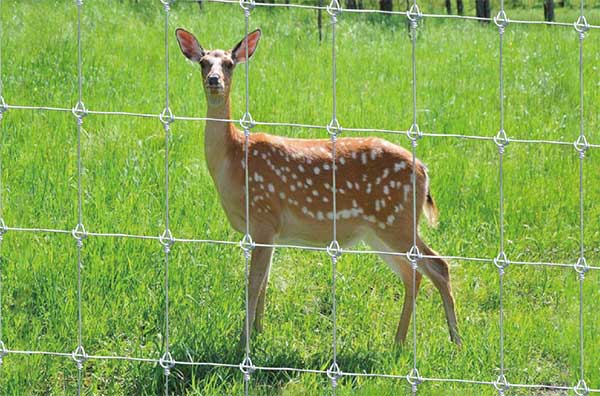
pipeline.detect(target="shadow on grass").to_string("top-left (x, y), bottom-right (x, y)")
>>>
top-left (157, 338), bottom-right (412, 394)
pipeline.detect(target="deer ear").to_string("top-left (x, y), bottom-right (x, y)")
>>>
top-left (175, 28), bottom-right (205, 62)
top-left (231, 29), bottom-right (262, 64)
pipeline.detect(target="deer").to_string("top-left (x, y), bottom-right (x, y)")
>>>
top-left (175, 28), bottom-right (461, 346)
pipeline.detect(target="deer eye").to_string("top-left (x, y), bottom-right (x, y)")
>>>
top-left (223, 60), bottom-right (233, 69)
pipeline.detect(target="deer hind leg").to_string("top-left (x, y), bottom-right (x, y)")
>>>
top-left (376, 251), bottom-right (423, 344)
top-left (254, 251), bottom-right (273, 333)
top-left (417, 239), bottom-right (461, 346)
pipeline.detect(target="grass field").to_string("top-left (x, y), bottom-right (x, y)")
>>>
top-left (1, 0), bottom-right (600, 394)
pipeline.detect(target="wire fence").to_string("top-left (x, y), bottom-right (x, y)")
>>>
top-left (0, 0), bottom-right (597, 395)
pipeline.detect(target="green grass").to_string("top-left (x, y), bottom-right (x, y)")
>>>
top-left (0, 0), bottom-right (600, 394)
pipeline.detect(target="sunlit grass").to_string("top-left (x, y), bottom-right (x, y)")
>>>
top-left (0, 0), bottom-right (599, 394)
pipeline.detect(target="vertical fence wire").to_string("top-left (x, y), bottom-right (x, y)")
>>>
top-left (158, 1), bottom-right (176, 395)
top-left (0, 0), bottom-right (5, 367)
top-left (325, 1), bottom-right (342, 394)
top-left (407, 0), bottom-right (422, 393)
top-left (71, 1), bottom-right (88, 395)
top-left (239, 1), bottom-right (256, 395)
top-left (574, 0), bottom-right (589, 393)
top-left (492, 1), bottom-right (509, 393)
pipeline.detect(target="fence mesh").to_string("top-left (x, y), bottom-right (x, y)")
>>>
top-left (0, 0), bottom-right (597, 395)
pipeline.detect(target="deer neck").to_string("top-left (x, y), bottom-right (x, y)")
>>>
top-left (204, 96), bottom-right (241, 179)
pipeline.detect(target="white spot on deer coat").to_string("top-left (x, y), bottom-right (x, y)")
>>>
top-left (361, 152), bottom-right (368, 165)
top-left (394, 162), bottom-right (407, 172)
top-left (313, 167), bottom-right (321, 175)
top-left (403, 184), bottom-right (411, 201)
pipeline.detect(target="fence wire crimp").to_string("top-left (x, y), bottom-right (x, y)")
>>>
top-left (574, 378), bottom-right (590, 396)
top-left (0, 96), bottom-right (7, 120)
top-left (574, 15), bottom-right (589, 38)
top-left (71, 344), bottom-right (88, 370)
top-left (240, 233), bottom-right (255, 260)
top-left (72, 223), bottom-right (87, 248)
top-left (72, 101), bottom-right (88, 125)
top-left (239, 112), bottom-right (255, 133)
top-left (160, 0), bottom-right (173, 12)
top-left (0, 218), bottom-right (7, 242)
top-left (160, 107), bottom-right (175, 127)
top-left (406, 367), bottom-right (422, 393)
top-left (326, 0), bottom-right (342, 18)
top-left (574, 135), bottom-right (589, 159)
top-left (75, 0), bottom-right (84, 6)
top-left (494, 129), bottom-right (509, 153)
top-left (159, 229), bottom-right (175, 254)
top-left (493, 373), bottom-right (510, 395)
top-left (407, 245), bottom-right (421, 270)
top-left (326, 361), bottom-right (343, 388)
top-left (239, 0), bottom-right (255, 13)
top-left (407, 123), bottom-right (422, 144)
top-left (327, 118), bottom-right (342, 139)
top-left (326, 240), bottom-right (342, 259)
top-left (0, 340), bottom-right (7, 365)
top-left (159, 351), bottom-right (176, 375)
top-left (494, 251), bottom-right (509, 275)
top-left (239, 355), bottom-right (255, 381)
top-left (407, 3), bottom-right (423, 30)
top-left (494, 10), bottom-right (509, 32)
top-left (574, 256), bottom-right (589, 280)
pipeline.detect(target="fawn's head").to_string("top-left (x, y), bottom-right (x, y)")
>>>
top-left (175, 28), bottom-right (261, 106)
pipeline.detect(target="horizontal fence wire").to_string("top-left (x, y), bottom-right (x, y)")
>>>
top-left (3, 104), bottom-right (600, 148)
top-left (0, 0), bottom-right (597, 395)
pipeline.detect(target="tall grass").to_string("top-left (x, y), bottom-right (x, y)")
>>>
top-left (0, 1), bottom-right (599, 394)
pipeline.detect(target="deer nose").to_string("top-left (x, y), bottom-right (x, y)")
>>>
top-left (207, 75), bottom-right (220, 86)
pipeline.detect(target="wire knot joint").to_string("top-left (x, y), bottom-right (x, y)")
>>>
top-left (72, 223), bottom-right (87, 247)
top-left (494, 10), bottom-right (509, 31)
top-left (326, 362), bottom-right (342, 387)
top-left (574, 135), bottom-right (589, 158)
top-left (0, 96), bottom-right (7, 119)
top-left (327, 118), bottom-right (342, 137)
top-left (160, 107), bottom-right (175, 126)
top-left (406, 367), bottom-right (422, 389)
top-left (159, 351), bottom-right (176, 375)
top-left (326, 0), bottom-right (342, 17)
top-left (407, 245), bottom-right (421, 269)
top-left (160, 229), bottom-right (175, 253)
top-left (0, 340), bottom-right (7, 365)
top-left (239, 356), bottom-right (255, 381)
top-left (240, 112), bottom-right (255, 131)
top-left (71, 344), bottom-right (88, 370)
top-left (240, 234), bottom-right (255, 258)
top-left (574, 379), bottom-right (589, 396)
top-left (574, 15), bottom-right (589, 36)
top-left (407, 123), bottom-right (422, 142)
top-left (326, 240), bottom-right (342, 259)
top-left (493, 374), bottom-right (510, 394)
top-left (239, 0), bottom-right (255, 12)
top-left (0, 218), bottom-right (7, 241)
top-left (72, 101), bottom-right (88, 121)
top-left (494, 251), bottom-right (509, 274)
top-left (160, 0), bottom-right (172, 12)
top-left (494, 129), bottom-right (509, 151)
top-left (574, 256), bottom-right (588, 279)
top-left (407, 3), bottom-right (423, 23)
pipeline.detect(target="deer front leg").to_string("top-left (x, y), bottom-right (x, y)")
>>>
top-left (377, 251), bottom-right (423, 344)
top-left (240, 243), bottom-right (274, 348)
top-left (254, 253), bottom-right (273, 333)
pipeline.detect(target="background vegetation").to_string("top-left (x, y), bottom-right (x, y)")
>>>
top-left (0, 0), bottom-right (599, 394)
